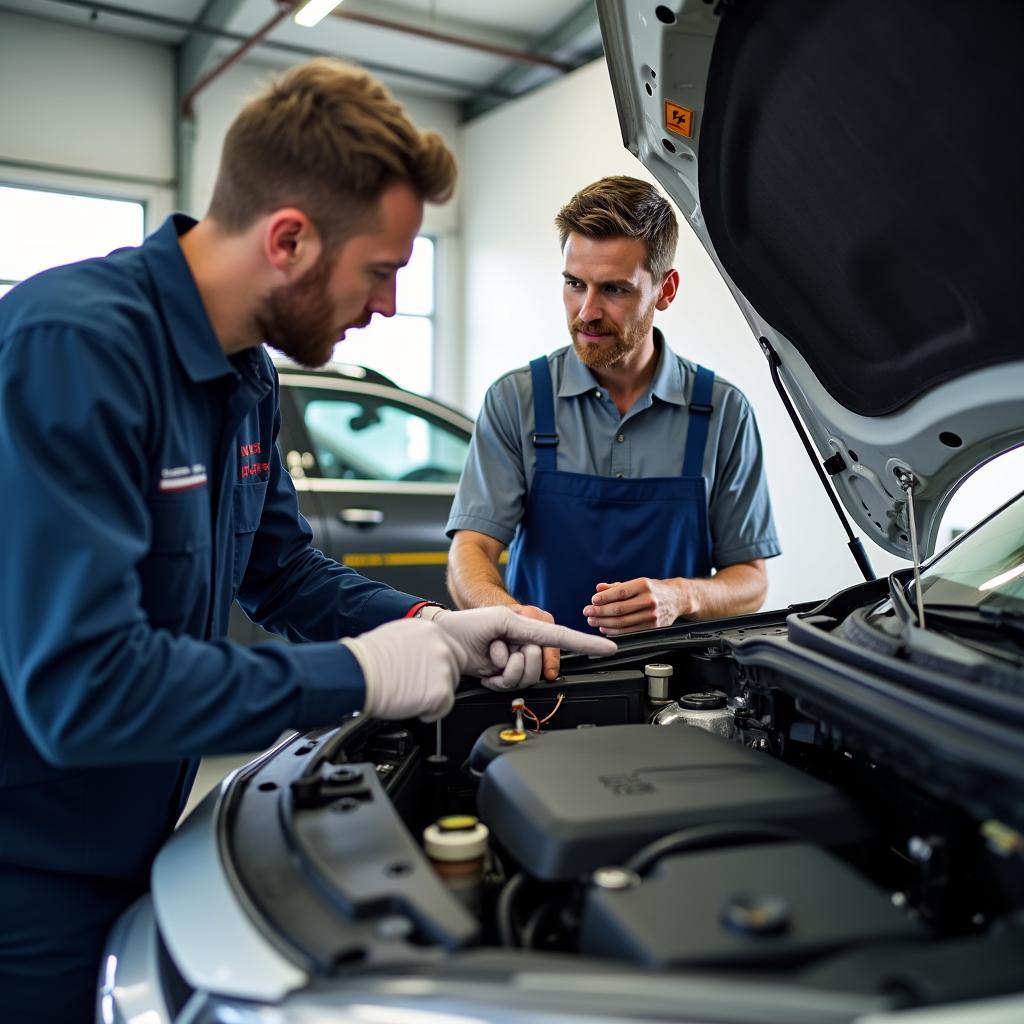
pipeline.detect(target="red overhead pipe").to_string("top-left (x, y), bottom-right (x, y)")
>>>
top-left (330, 9), bottom-right (574, 73)
top-left (181, 1), bottom-right (294, 118)
top-left (180, 0), bottom-right (572, 118)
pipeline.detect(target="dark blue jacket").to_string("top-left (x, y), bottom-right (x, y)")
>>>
top-left (0, 216), bottom-right (420, 882)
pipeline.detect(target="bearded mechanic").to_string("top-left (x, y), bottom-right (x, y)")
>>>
top-left (446, 176), bottom-right (780, 678)
top-left (0, 61), bottom-right (613, 1023)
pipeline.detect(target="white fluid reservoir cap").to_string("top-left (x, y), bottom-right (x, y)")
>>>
top-left (424, 815), bottom-right (490, 862)
top-left (644, 663), bottom-right (673, 677)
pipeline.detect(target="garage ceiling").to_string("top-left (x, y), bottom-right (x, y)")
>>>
top-left (0, 0), bottom-right (604, 119)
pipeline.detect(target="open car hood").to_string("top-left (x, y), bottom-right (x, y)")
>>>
top-left (597, 0), bottom-right (1024, 560)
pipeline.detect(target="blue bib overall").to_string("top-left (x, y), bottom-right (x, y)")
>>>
top-left (505, 357), bottom-right (715, 633)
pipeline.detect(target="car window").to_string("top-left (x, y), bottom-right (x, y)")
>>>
top-left (290, 386), bottom-right (469, 483)
top-left (916, 490), bottom-right (1024, 612)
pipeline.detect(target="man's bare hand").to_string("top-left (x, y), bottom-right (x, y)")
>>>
top-left (583, 577), bottom-right (695, 636)
top-left (510, 603), bottom-right (560, 680)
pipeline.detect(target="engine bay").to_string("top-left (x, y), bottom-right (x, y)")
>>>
top-left (197, 589), bottom-right (1024, 1019)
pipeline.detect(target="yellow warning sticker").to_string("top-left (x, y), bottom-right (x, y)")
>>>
top-left (665, 101), bottom-right (694, 139)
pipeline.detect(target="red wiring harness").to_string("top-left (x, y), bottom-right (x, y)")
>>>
top-left (519, 692), bottom-right (565, 733)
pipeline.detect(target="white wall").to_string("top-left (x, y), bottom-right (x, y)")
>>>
top-left (0, 12), bottom-right (464, 399)
top-left (458, 59), bottom-right (907, 610)
top-left (0, 11), bottom-right (462, 232)
top-left (0, 10), bottom-right (175, 222)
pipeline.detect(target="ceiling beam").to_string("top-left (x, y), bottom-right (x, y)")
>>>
top-left (31, 1), bottom-right (516, 100)
top-left (179, 0), bottom-right (250, 96)
top-left (26, 0), bottom-right (520, 208)
top-left (176, 0), bottom-right (252, 213)
top-left (461, 0), bottom-right (603, 123)
top-left (329, 8), bottom-right (574, 73)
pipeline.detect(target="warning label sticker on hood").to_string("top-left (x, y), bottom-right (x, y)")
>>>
top-left (665, 101), bottom-right (694, 138)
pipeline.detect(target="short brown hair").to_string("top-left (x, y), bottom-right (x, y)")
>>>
top-left (555, 176), bottom-right (678, 279)
top-left (208, 58), bottom-right (456, 248)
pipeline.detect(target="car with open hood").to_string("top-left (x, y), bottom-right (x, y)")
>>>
top-left (99, 3), bottom-right (1024, 1023)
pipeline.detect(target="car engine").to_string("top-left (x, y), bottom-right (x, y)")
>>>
top-left (205, 587), bottom-right (1023, 1018)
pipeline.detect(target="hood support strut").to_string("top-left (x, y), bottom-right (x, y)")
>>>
top-left (759, 338), bottom-right (875, 583)
top-left (895, 469), bottom-right (927, 628)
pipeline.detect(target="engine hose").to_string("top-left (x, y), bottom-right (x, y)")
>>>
top-left (626, 822), bottom-right (800, 876)
top-left (520, 901), bottom-right (551, 950)
top-left (496, 872), bottom-right (526, 948)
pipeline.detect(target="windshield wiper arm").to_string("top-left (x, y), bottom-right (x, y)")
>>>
top-left (924, 602), bottom-right (1024, 621)
top-left (888, 574), bottom-right (1024, 639)
top-left (922, 603), bottom-right (1024, 638)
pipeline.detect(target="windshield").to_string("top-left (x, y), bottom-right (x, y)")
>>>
top-left (911, 491), bottom-right (1024, 614)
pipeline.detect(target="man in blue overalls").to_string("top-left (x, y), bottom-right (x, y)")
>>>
top-left (447, 176), bottom-right (780, 678)
top-left (0, 61), bottom-right (612, 1022)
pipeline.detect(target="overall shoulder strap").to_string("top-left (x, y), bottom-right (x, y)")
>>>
top-left (682, 364), bottom-right (715, 478)
top-left (528, 356), bottom-right (558, 472)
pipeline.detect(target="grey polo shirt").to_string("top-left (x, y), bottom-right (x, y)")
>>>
top-left (447, 330), bottom-right (781, 570)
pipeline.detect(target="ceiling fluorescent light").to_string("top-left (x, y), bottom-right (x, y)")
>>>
top-left (293, 0), bottom-right (344, 28)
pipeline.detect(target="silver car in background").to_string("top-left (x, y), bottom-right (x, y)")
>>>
top-left (230, 360), bottom-right (473, 644)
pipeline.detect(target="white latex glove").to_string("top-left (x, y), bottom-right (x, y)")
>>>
top-left (419, 606), bottom-right (617, 691)
top-left (342, 618), bottom-right (468, 722)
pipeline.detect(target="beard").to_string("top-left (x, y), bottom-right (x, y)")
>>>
top-left (256, 255), bottom-right (352, 369)
top-left (569, 301), bottom-right (657, 370)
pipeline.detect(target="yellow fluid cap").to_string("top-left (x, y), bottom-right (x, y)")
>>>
top-left (498, 728), bottom-right (528, 744)
top-left (424, 818), bottom-right (489, 861)
top-left (437, 814), bottom-right (479, 833)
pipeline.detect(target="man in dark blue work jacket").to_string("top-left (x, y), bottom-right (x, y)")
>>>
top-left (447, 176), bottom-right (780, 678)
top-left (0, 60), bottom-right (613, 1023)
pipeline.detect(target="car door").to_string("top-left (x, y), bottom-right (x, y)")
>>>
top-left (278, 372), bottom-right (472, 604)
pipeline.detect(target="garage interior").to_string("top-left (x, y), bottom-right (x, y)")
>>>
top-left (4, 0), bottom-right (1021, 611)
top-left (1, 4), bottom-right (1023, 1020)
top-left (1, 0), bottom-right (1021, 802)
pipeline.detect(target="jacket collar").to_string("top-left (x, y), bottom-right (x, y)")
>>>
top-left (141, 214), bottom-right (238, 384)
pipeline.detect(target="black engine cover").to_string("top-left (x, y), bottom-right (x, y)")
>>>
top-left (477, 724), bottom-right (867, 880)
top-left (580, 842), bottom-right (924, 968)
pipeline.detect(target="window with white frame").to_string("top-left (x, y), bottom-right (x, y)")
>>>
top-left (331, 235), bottom-right (435, 395)
top-left (0, 183), bottom-right (145, 300)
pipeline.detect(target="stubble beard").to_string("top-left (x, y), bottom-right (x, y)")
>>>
top-left (569, 301), bottom-right (657, 370)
